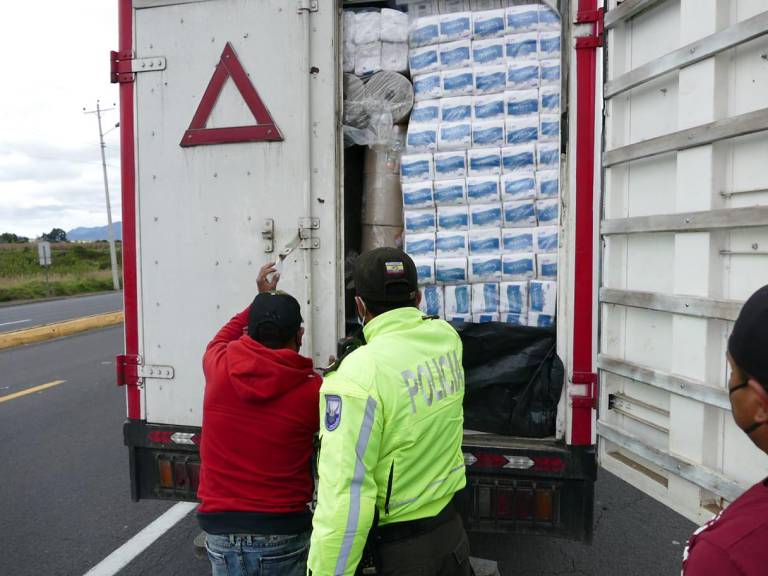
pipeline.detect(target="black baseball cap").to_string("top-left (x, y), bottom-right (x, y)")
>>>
top-left (729, 285), bottom-right (768, 386)
top-left (354, 247), bottom-right (418, 305)
top-left (248, 291), bottom-right (303, 346)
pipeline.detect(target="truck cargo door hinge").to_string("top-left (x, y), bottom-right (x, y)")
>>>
top-left (297, 0), bottom-right (319, 14)
top-left (117, 354), bottom-right (175, 387)
top-left (110, 51), bottom-right (167, 84)
top-left (299, 217), bottom-right (320, 249)
top-left (574, 7), bottom-right (604, 49)
top-left (570, 371), bottom-right (599, 409)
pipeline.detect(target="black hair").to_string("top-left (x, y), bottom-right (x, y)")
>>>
top-left (248, 322), bottom-right (297, 350)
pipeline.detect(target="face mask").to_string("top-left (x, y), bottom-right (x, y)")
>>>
top-left (355, 297), bottom-right (368, 327)
top-left (730, 380), bottom-right (766, 435)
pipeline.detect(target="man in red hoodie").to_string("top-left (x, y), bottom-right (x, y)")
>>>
top-left (197, 263), bottom-right (321, 576)
top-left (683, 285), bottom-right (768, 575)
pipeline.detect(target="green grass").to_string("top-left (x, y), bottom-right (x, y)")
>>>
top-left (0, 243), bottom-right (122, 302)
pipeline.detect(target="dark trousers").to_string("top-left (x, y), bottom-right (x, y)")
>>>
top-left (374, 511), bottom-right (472, 576)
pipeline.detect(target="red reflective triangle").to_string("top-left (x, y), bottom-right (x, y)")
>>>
top-left (180, 42), bottom-right (283, 147)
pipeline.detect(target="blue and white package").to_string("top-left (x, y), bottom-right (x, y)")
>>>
top-left (440, 12), bottom-right (472, 42)
top-left (536, 226), bottom-right (558, 252)
top-left (506, 5), bottom-right (539, 33)
top-left (505, 32), bottom-right (538, 60)
top-left (529, 279), bottom-right (557, 314)
top-left (540, 114), bottom-right (560, 142)
top-left (473, 9), bottom-right (506, 39)
top-left (540, 59), bottom-right (561, 86)
top-left (500, 281), bottom-right (529, 314)
top-left (466, 176), bottom-right (500, 203)
top-left (409, 45), bottom-right (440, 75)
top-left (501, 144), bottom-right (535, 172)
top-left (536, 198), bottom-right (560, 225)
top-left (410, 100), bottom-right (440, 124)
top-left (434, 151), bottom-right (467, 180)
top-left (439, 40), bottom-right (471, 70)
top-left (469, 228), bottom-right (501, 254)
top-left (474, 65), bottom-right (507, 95)
top-left (413, 257), bottom-right (436, 285)
top-left (537, 253), bottom-right (558, 280)
top-left (472, 38), bottom-right (505, 66)
top-left (470, 255), bottom-right (502, 282)
top-left (528, 312), bottom-right (555, 328)
top-left (434, 178), bottom-right (467, 205)
top-left (469, 202), bottom-right (503, 228)
top-left (448, 314), bottom-right (472, 325)
top-left (471, 282), bottom-right (500, 312)
top-left (438, 205), bottom-right (470, 231)
top-left (507, 60), bottom-right (539, 89)
top-left (537, 143), bottom-right (560, 170)
top-left (539, 32), bottom-right (561, 59)
top-left (413, 72), bottom-right (442, 101)
top-left (440, 96), bottom-right (472, 123)
top-left (472, 94), bottom-right (505, 121)
top-left (501, 172), bottom-right (535, 201)
top-left (405, 232), bottom-right (436, 257)
top-left (407, 123), bottom-right (438, 151)
top-left (409, 16), bottom-right (440, 48)
top-left (400, 153), bottom-right (434, 182)
top-left (502, 313), bottom-right (527, 325)
top-left (473, 313), bottom-right (500, 323)
top-left (502, 253), bottom-right (535, 281)
top-left (444, 284), bottom-right (472, 315)
top-left (404, 208), bottom-right (436, 233)
top-left (438, 122), bottom-right (472, 150)
top-left (506, 89), bottom-right (539, 117)
top-left (536, 170), bottom-right (559, 199)
top-left (503, 199), bottom-right (537, 228)
top-left (471, 121), bottom-right (505, 148)
top-left (540, 86), bottom-right (561, 113)
top-left (468, 147), bottom-right (502, 176)
top-left (435, 257), bottom-right (469, 284)
top-left (402, 181), bottom-right (434, 209)
top-left (502, 227), bottom-right (535, 253)
top-left (419, 285), bottom-right (445, 317)
top-left (442, 68), bottom-right (475, 97)
top-left (505, 117), bottom-right (538, 145)
top-left (436, 230), bottom-right (469, 257)
top-left (538, 5), bottom-right (561, 31)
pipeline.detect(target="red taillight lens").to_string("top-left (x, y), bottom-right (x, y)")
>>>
top-left (532, 456), bottom-right (565, 473)
top-left (148, 430), bottom-right (173, 444)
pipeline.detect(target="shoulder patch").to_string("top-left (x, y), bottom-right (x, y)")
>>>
top-left (325, 394), bottom-right (342, 431)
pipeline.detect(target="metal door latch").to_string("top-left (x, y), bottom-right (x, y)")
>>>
top-left (262, 219), bottom-right (274, 253)
top-left (299, 217), bottom-right (320, 250)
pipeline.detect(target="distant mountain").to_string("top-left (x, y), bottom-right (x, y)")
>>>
top-left (67, 222), bottom-right (122, 242)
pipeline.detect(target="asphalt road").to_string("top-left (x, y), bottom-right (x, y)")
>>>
top-left (0, 291), bottom-right (123, 333)
top-left (0, 324), bottom-right (697, 576)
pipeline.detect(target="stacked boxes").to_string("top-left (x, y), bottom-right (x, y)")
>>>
top-left (405, 3), bottom-right (560, 327)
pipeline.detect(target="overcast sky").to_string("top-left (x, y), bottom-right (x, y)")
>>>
top-left (0, 2), bottom-right (120, 239)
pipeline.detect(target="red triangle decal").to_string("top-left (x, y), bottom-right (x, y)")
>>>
top-left (180, 42), bottom-right (283, 147)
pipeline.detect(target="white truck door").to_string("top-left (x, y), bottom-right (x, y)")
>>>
top-left (131, 0), bottom-right (338, 426)
top-left (598, 0), bottom-right (768, 523)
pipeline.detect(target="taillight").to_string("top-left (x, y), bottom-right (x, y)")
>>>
top-left (155, 455), bottom-right (201, 495)
top-left (158, 457), bottom-right (173, 488)
top-left (532, 456), bottom-right (565, 473)
top-left (464, 451), bottom-right (564, 473)
top-left (147, 430), bottom-right (201, 446)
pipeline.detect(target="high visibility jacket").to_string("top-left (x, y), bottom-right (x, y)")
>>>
top-left (307, 306), bottom-right (466, 576)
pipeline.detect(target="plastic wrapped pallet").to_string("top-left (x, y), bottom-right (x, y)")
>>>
top-left (506, 89), bottom-right (539, 117)
top-left (537, 143), bottom-right (560, 170)
top-left (471, 282), bottom-right (500, 312)
top-left (469, 228), bottom-right (501, 254)
top-left (438, 122), bottom-right (472, 150)
top-left (500, 281), bottom-right (529, 314)
top-left (409, 15), bottom-right (440, 47)
top-left (402, 180), bottom-right (434, 209)
top-left (466, 176), bottom-right (500, 204)
top-left (355, 11), bottom-right (381, 45)
top-left (407, 123), bottom-right (438, 151)
top-left (439, 40), bottom-right (472, 70)
top-left (442, 68), bottom-right (475, 97)
top-left (501, 144), bottom-right (535, 172)
top-left (469, 203), bottom-right (503, 229)
top-left (472, 9), bottom-right (506, 39)
top-left (405, 232), bottom-right (436, 257)
top-left (382, 42), bottom-right (409, 73)
top-left (467, 148), bottom-right (502, 176)
top-left (420, 284), bottom-right (445, 317)
top-left (536, 198), bottom-right (559, 226)
top-left (445, 284), bottom-right (472, 315)
top-left (536, 226), bottom-right (558, 252)
top-left (507, 60), bottom-right (539, 89)
top-left (502, 252), bottom-right (535, 280)
top-left (400, 152), bottom-right (434, 182)
top-left (355, 42), bottom-right (382, 77)
top-left (436, 257), bottom-right (469, 284)
top-left (409, 45), bottom-right (440, 75)
top-left (503, 199), bottom-right (537, 228)
top-left (537, 253), bottom-right (558, 279)
top-left (474, 65), bottom-right (506, 95)
top-left (473, 94), bottom-right (505, 121)
top-left (441, 97), bottom-right (472, 123)
top-left (381, 8), bottom-right (409, 43)
top-left (440, 11), bottom-right (472, 41)
top-left (501, 172), bottom-right (536, 201)
top-left (505, 117), bottom-right (539, 145)
top-left (411, 100), bottom-right (440, 124)
top-left (404, 208), bottom-right (436, 233)
top-left (536, 170), bottom-right (559, 199)
top-left (414, 257), bottom-right (436, 284)
top-left (540, 59), bottom-right (561, 86)
top-left (505, 5), bottom-right (539, 33)
top-left (437, 205), bottom-right (469, 231)
top-left (505, 32), bottom-right (538, 60)
top-left (434, 179), bottom-right (468, 206)
top-left (434, 152), bottom-right (467, 180)
top-left (529, 279), bottom-right (557, 315)
top-left (413, 72), bottom-right (442, 101)
top-left (472, 38), bottom-right (505, 66)
top-left (436, 230), bottom-right (469, 257)
top-left (502, 227), bottom-right (535, 253)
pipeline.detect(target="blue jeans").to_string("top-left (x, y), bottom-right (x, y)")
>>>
top-left (205, 532), bottom-right (310, 576)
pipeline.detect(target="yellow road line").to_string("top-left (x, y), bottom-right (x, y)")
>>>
top-left (0, 380), bottom-right (66, 404)
top-left (0, 311), bottom-right (123, 351)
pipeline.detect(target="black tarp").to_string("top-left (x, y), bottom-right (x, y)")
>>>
top-left (458, 322), bottom-right (565, 438)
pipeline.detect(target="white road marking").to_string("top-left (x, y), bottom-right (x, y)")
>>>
top-left (0, 319), bottom-right (31, 328)
top-left (82, 502), bottom-right (197, 576)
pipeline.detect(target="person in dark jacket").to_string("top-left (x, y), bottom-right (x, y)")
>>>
top-left (197, 262), bottom-right (321, 576)
top-left (683, 285), bottom-right (768, 575)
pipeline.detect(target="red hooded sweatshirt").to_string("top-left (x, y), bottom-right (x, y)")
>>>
top-left (197, 307), bottom-right (321, 535)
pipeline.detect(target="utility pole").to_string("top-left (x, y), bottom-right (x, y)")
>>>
top-left (84, 100), bottom-right (121, 291)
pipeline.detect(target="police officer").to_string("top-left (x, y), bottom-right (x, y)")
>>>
top-left (307, 247), bottom-right (471, 576)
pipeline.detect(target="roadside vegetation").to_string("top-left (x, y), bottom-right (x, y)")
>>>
top-left (0, 242), bottom-right (122, 302)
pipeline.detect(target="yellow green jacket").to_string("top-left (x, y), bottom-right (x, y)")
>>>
top-left (307, 306), bottom-right (466, 576)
